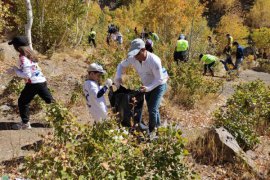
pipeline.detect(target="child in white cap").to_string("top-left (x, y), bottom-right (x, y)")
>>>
top-left (83, 63), bottom-right (112, 123)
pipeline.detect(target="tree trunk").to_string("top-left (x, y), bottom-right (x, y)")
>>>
top-left (25, 0), bottom-right (33, 50)
top-left (74, 0), bottom-right (91, 47)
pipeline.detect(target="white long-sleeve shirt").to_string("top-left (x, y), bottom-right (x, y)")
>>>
top-left (15, 55), bottom-right (46, 84)
top-left (83, 80), bottom-right (107, 122)
top-left (115, 52), bottom-right (168, 92)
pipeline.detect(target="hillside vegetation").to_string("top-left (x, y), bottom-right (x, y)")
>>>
top-left (0, 0), bottom-right (270, 179)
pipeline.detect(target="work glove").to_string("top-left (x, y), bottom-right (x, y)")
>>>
top-left (114, 77), bottom-right (122, 89)
top-left (105, 78), bottom-right (113, 88)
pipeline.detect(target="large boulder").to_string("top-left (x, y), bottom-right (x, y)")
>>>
top-left (191, 127), bottom-right (265, 179)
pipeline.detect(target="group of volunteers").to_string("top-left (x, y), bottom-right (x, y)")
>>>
top-left (84, 38), bottom-right (168, 136)
top-left (200, 34), bottom-right (244, 77)
top-left (6, 34), bottom-right (168, 137)
top-left (6, 26), bottom-right (244, 137)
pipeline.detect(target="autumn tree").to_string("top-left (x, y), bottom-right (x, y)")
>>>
top-left (25, 0), bottom-right (33, 50)
top-left (212, 0), bottom-right (236, 11)
top-left (12, 0), bottom-right (87, 52)
top-left (215, 13), bottom-right (249, 52)
top-left (247, 0), bottom-right (270, 28)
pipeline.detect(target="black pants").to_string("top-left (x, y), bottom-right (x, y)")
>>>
top-left (220, 56), bottom-right (235, 71)
top-left (18, 82), bottom-right (54, 123)
top-left (88, 38), bottom-right (96, 48)
top-left (174, 51), bottom-right (188, 64)
top-left (204, 62), bottom-right (215, 76)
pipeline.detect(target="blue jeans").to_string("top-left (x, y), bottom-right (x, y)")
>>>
top-left (235, 58), bottom-right (243, 70)
top-left (145, 83), bottom-right (167, 132)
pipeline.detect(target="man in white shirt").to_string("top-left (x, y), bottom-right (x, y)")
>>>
top-left (114, 38), bottom-right (168, 134)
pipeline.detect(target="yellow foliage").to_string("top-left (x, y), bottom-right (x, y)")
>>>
top-left (212, 0), bottom-right (236, 10)
top-left (141, 0), bottom-right (207, 42)
top-left (87, 2), bottom-right (103, 25)
top-left (248, 0), bottom-right (270, 28)
top-left (141, 0), bottom-right (187, 41)
top-left (215, 13), bottom-right (249, 51)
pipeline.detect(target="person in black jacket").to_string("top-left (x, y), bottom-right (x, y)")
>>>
top-left (233, 41), bottom-right (244, 75)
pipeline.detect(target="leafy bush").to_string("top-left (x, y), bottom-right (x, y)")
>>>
top-left (256, 58), bottom-right (270, 73)
top-left (0, 2), bottom-right (12, 33)
top-left (169, 61), bottom-right (223, 109)
top-left (2, 77), bottom-right (24, 96)
top-left (22, 102), bottom-right (195, 179)
top-left (214, 80), bottom-right (270, 150)
top-left (251, 28), bottom-right (270, 50)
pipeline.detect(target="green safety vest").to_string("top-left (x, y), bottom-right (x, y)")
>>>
top-left (228, 36), bottom-right (233, 46)
top-left (151, 33), bottom-right (159, 41)
top-left (89, 31), bottom-right (96, 39)
top-left (176, 39), bottom-right (189, 52)
top-left (201, 54), bottom-right (217, 64)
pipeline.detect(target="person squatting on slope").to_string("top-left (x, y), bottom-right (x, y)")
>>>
top-left (174, 34), bottom-right (189, 64)
top-left (199, 54), bottom-right (218, 77)
top-left (114, 38), bottom-right (169, 136)
top-left (83, 63), bottom-right (113, 123)
top-left (149, 32), bottom-right (159, 42)
top-left (220, 45), bottom-right (235, 71)
top-left (6, 36), bottom-right (54, 130)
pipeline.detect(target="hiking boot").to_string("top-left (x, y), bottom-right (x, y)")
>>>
top-left (12, 122), bottom-right (32, 130)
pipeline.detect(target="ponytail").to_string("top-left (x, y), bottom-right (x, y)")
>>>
top-left (18, 46), bottom-right (38, 62)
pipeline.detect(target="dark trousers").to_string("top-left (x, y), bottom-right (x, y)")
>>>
top-left (221, 56), bottom-right (235, 71)
top-left (204, 62), bottom-right (215, 76)
top-left (174, 51), bottom-right (188, 64)
top-left (18, 82), bottom-right (54, 123)
top-left (88, 38), bottom-right (96, 48)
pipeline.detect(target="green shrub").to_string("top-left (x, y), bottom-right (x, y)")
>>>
top-left (214, 80), bottom-right (270, 150)
top-left (3, 77), bottom-right (24, 96)
top-left (22, 102), bottom-right (196, 179)
top-left (256, 58), bottom-right (270, 73)
top-left (169, 61), bottom-right (223, 109)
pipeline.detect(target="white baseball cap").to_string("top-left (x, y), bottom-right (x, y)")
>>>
top-left (87, 63), bottom-right (106, 74)
top-left (127, 38), bottom-right (145, 57)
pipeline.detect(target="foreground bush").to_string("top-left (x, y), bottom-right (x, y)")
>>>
top-left (214, 80), bottom-right (270, 150)
top-left (22, 103), bottom-right (195, 179)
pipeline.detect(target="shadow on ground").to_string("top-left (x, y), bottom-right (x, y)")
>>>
top-left (0, 122), bottom-right (50, 130)
top-left (21, 140), bottom-right (43, 152)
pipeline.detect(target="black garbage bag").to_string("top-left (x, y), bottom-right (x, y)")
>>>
top-left (108, 86), bottom-right (148, 131)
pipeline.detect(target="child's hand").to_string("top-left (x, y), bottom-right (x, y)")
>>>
top-left (105, 79), bottom-right (113, 88)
